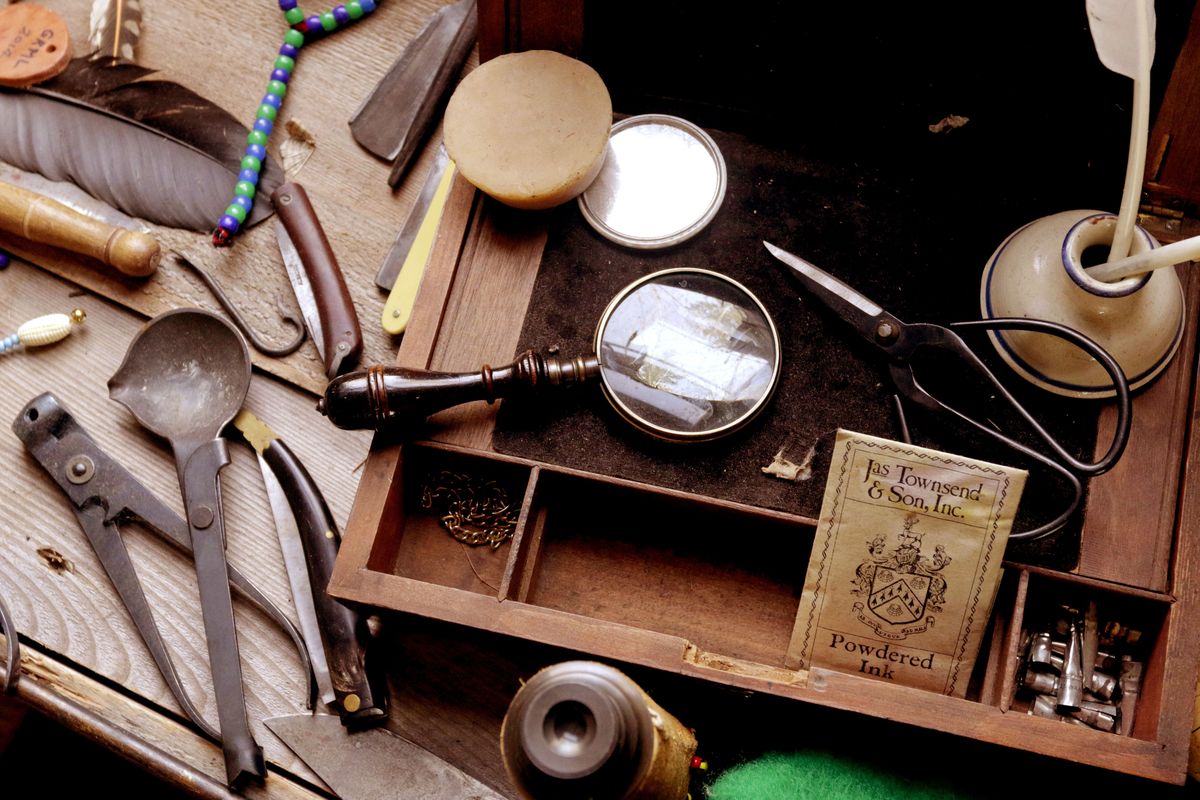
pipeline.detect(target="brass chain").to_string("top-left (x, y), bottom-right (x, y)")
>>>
top-left (419, 470), bottom-right (517, 549)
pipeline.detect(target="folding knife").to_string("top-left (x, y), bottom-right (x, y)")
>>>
top-left (272, 182), bottom-right (363, 379)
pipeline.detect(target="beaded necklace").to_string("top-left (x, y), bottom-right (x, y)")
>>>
top-left (212, 0), bottom-right (377, 246)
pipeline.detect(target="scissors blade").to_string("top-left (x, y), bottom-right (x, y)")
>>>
top-left (763, 241), bottom-right (896, 344)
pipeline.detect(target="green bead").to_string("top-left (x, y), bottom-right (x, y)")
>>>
top-left (267, 80), bottom-right (287, 98)
top-left (247, 130), bottom-right (268, 146)
top-left (235, 181), bottom-right (257, 199)
top-left (274, 55), bottom-right (295, 72)
top-left (284, 7), bottom-right (304, 24)
top-left (347, 1), bottom-right (363, 19)
top-left (285, 29), bottom-right (305, 48)
top-left (258, 104), bottom-right (278, 122)
top-left (320, 11), bottom-right (336, 30)
top-left (225, 204), bottom-right (248, 223)
top-left (240, 155), bottom-right (262, 171)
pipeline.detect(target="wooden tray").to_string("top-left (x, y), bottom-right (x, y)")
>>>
top-left (328, 168), bottom-right (1200, 783)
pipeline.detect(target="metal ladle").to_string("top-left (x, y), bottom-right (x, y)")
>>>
top-left (107, 308), bottom-right (264, 789)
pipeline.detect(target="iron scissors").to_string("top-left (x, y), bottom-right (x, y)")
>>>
top-left (764, 241), bottom-right (1132, 540)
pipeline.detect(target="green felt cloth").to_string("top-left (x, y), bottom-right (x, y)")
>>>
top-left (706, 751), bottom-right (962, 800)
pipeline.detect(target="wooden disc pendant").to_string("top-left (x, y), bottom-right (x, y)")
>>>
top-left (0, 3), bottom-right (72, 88)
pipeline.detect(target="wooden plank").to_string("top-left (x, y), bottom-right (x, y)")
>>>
top-left (1, 636), bottom-right (322, 799)
top-left (1145, 0), bottom-right (1200, 214)
top-left (1149, 296), bottom-right (1200, 778)
top-left (422, 199), bottom-right (548, 450)
top-left (806, 666), bottom-right (1184, 784)
top-left (1077, 266), bottom-right (1199, 590)
top-left (998, 570), bottom-right (1030, 713)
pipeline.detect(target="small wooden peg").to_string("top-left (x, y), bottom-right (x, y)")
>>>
top-left (0, 4), bottom-right (73, 88)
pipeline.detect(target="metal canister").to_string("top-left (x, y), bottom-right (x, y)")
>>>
top-left (1027, 631), bottom-right (1057, 672)
top-left (501, 661), bottom-right (697, 800)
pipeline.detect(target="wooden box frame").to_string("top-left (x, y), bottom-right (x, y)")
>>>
top-left (327, 165), bottom-right (1200, 782)
top-left (330, 1), bottom-right (1200, 782)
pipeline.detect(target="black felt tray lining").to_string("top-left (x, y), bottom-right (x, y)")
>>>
top-left (491, 127), bottom-right (1106, 569)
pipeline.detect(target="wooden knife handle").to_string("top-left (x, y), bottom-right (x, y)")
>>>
top-left (271, 182), bottom-right (362, 377)
top-left (0, 180), bottom-right (159, 276)
top-left (259, 436), bottom-right (386, 726)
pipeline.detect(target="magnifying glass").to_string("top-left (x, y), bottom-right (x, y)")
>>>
top-left (320, 268), bottom-right (781, 442)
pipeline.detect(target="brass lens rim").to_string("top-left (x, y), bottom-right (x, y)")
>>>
top-left (592, 267), bottom-right (781, 442)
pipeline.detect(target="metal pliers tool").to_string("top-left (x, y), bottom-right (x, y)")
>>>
top-left (12, 392), bottom-right (313, 741)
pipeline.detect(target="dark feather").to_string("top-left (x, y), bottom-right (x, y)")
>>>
top-left (0, 58), bottom-right (282, 232)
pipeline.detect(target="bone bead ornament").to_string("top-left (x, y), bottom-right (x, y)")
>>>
top-left (1, 308), bottom-right (86, 354)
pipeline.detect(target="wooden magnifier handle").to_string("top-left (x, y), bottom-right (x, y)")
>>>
top-left (0, 180), bottom-right (160, 277)
top-left (319, 350), bottom-right (600, 430)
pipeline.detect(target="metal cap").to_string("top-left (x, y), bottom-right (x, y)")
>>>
top-left (501, 661), bottom-right (655, 798)
top-left (578, 114), bottom-right (727, 249)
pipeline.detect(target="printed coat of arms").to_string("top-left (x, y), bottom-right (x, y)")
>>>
top-left (851, 513), bottom-right (952, 638)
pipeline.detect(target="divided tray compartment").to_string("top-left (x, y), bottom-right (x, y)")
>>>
top-left (1000, 570), bottom-right (1169, 742)
top-left (504, 468), bottom-right (813, 670)
top-left (365, 443), bottom-right (534, 597)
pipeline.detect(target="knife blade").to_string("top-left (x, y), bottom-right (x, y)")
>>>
top-left (272, 182), bottom-right (363, 379)
top-left (231, 409), bottom-right (386, 727)
top-left (265, 714), bottom-right (505, 800)
top-left (257, 449), bottom-right (337, 706)
top-left (348, 0), bottom-right (478, 188)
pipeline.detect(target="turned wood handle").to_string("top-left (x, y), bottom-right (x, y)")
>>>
top-left (0, 180), bottom-right (160, 276)
top-left (319, 350), bottom-right (601, 430)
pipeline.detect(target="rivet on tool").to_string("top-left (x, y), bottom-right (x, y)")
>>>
top-left (875, 321), bottom-right (898, 343)
top-left (66, 455), bottom-right (95, 484)
top-left (192, 505), bottom-right (215, 529)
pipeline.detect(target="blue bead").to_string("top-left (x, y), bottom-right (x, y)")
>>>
top-left (262, 93), bottom-right (282, 109)
top-left (270, 68), bottom-right (291, 84)
top-left (361, 0), bottom-right (376, 11)
top-left (279, 43), bottom-right (299, 58)
top-left (246, 143), bottom-right (267, 160)
top-left (278, 0), bottom-right (297, 8)
top-left (254, 117), bottom-right (274, 135)
top-left (306, 15), bottom-right (321, 30)
top-left (238, 168), bottom-right (259, 183)
top-left (219, 215), bottom-right (240, 233)
top-left (333, 6), bottom-right (350, 23)
top-left (233, 195), bottom-right (253, 211)
top-left (0, 250), bottom-right (9, 269)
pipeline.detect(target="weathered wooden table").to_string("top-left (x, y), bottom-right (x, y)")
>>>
top-left (0, 0), bottom-right (519, 795)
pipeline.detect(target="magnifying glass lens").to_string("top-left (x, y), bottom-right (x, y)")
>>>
top-left (596, 270), bottom-right (780, 440)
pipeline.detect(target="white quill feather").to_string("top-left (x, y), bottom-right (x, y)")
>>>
top-left (1087, 0), bottom-right (1156, 78)
top-left (1086, 0), bottom-right (1155, 263)
top-left (88, 0), bottom-right (143, 63)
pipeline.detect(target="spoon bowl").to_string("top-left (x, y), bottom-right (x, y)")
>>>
top-left (108, 308), bottom-right (251, 443)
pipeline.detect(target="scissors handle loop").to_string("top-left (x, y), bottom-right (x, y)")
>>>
top-left (949, 318), bottom-right (1132, 477)
top-left (894, 318), bottom-right (1131, 541)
